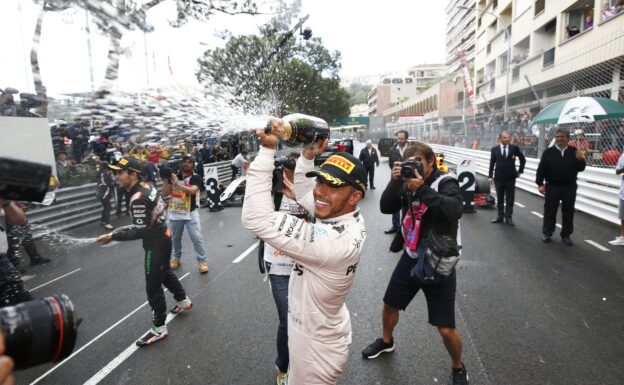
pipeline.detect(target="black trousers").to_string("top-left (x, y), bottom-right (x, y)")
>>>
top-left (100, 197), bottom-right (111, 224)
top-left (6, 222), bottom-right (40, 266)
top-left (144, 238), bottom-right (187, 326)
top-left (494, 178), bottom-right (516, 218)
top-left (231, 164), bottom-right (240, 180)
top-left (543, 183), bottom-right (577, 237)
top-left (365, 166), bottom-right (375, 188)
top-left (0, 253), bottom-right (33, 306)
top-left (116, 187), bottom-right (128, 215)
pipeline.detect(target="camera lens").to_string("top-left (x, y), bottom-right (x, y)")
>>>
top-left (0, 294), bottom-right (78, 370)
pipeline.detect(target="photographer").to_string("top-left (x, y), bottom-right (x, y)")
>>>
top-left (361, 142), bottom-right (469, 385)
top-left (0, 200), bottom-right (33, 306)
top-left (161, 156), bottom-right (208, 274)
top-left (243, 119), bottom-right (367, 385)
top-left (97, 157), bottom-right (192, 347)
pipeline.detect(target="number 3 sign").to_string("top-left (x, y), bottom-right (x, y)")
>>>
top-left (457, 158), bottom-right (475, 213)
top-left (203, 166), bottom-right (221, 211)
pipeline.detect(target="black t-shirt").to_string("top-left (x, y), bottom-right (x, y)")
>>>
top-left (177, 172), bottom-right (203, 211)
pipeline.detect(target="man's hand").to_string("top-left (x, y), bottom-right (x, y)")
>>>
top-left (575, 149), bottom-right (585, 160)
top-left (405, 169), bottom-right (425, 192)
top-left (281, 172), bottom-right (296, 200)
top-left (255, 127), bottom-right (279, 150)
top-left (538, 185), bottom-right (545, 195)
top-left (301, 138), bottom-right (328, 161)
top-left (96, 233), bottom-right (113, 245)
top-left (0, 333), bottom-right (15, 385)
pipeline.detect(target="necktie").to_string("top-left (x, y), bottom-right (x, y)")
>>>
top-left (503, 145), bottom-right (507, 158)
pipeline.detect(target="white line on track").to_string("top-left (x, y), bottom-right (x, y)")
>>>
top-left (29, 273), bottom-right (190, 385)
top-left (29, 268), bottom-right (82, 292)
top-left (514, 202), bottom-right (526, 208)
top-left (556, 224), bottom-right (562, 228)
top-left (84, 311), bottom-right (180, 385)
top-left (232, 241), bottom-right (260, 263)
top-left (531, 211), bottom-right (544, 218)
top-left (585, 240), bottom-right (610, 252)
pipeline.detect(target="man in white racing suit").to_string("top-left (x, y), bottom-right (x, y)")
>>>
top-left (242, 120), bottom-right (367, 385)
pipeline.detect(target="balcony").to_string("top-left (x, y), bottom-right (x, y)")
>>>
top-left (542, 47), bottom-right (555, 69)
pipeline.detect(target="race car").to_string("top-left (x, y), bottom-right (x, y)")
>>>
top-left (439, 152), bottom-right (494, 209)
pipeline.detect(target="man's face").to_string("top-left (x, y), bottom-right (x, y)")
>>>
top-left (58, 154), bottom-right (66, 162)
top-left (114, 170), bottom-right (133, 190)
top-left (500, 133), bottom-right (511, 145)
top-left (366, 142), bottom-right (372, 149)
top-left (313, 177), bottom-right (361, 219)
top-left (396, 133), bottom-right (407, 147)
top-left (555, 132), bottom-right (569, 148)
top-left (182, 159), bottom-right (194, 173)
top-left (410, 151), bottom-right (435, 180)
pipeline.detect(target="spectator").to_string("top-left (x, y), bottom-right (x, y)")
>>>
top-left (56, 152), bottom-right (69, 186)
top-left (584, 14), bottom-right (593, 30)
top-left (0, 92), bottom-right (17, 117)
top-left (608, 151), bottom-right (624, 245)
top-left (385, 130), bottom-right (409, 234)
top-left (140, 160), bottom-right (159, 187)
top-left (566, 25), bottom-right (580, 38)
top-left (6, 201), bottom-right (51, 271)
top-left (358, 139), bottom-right (380, 189)
top-left (68, 117), bottom-right (90, 163)
top-left (96, 161), bottom-right (115, 230)
top-left (0, 199), bottom-right (33, 305)
top-left (231, 150), bottom-right (249, 180)
top-left (536, 128), bottom-right (586, 246)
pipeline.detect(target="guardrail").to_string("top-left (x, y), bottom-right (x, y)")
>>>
top-left (29, 159), bottom-right (243, 239)
top-left (430, 144), bottom-right (621, 225)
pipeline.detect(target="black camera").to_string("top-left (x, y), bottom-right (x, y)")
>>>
top-left (159, 159), bottom-right (181, 182)
top-left (0, 294), bottom-right (78, 370)
top-left (400, 159), bottom-right (424, 179)
top-left (272, 157), bottom-right (296, 192)
top-left (0, 157), bottom-right (51, 203)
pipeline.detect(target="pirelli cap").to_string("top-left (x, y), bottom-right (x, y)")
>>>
top-left (306, 152), bottom-right (367, 193)
top-left (109, 157), bottom-right (142, 173)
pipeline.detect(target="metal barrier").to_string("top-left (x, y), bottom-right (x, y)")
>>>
top-left (430, 144), bottom-right (621, 225)
top-left (29, 159), bottom-right (242, 239)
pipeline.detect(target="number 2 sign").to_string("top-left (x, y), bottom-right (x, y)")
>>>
top-left (457, 158), bottom-right (475, 213)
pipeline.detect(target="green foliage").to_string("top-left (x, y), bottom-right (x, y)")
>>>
top-left (197, 2), bottom-right (350, 123)
top-left (346, 83), bottom-right (372, 106)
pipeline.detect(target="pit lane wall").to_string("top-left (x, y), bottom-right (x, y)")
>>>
top-left (430, 144), bottom-right (621, 225)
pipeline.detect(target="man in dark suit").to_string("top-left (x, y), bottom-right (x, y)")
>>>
top-left (385, 130), bottom-right (408, 234)
top-left (359, 140), bottom-right (380, 189)
top-left (488, 131), bottom-right (526, 226)
top-left (536, 128), bottom-right (586, 246)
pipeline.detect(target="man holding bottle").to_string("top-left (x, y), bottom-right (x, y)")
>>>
top-left (243, 116), bottom-right (367, 385)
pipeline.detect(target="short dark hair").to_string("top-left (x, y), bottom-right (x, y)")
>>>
top-left (396, 130), bottom-right (409, 139)
top-left (405, 142), bottom-right (437, 170)
top-left (242, 150), bottom-right (248, 155)
top-left (555, 128), bottom-right (570, 138)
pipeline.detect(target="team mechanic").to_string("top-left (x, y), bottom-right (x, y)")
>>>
top-left (97, 157), bottom-right (192, 347)
top-left (242, 119), bottom-right (367, 385)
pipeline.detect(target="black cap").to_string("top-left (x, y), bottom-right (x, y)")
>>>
top-left (306, 152), bottom-right (366, 193)
top-left (109, 157), bottom-right (142, 173)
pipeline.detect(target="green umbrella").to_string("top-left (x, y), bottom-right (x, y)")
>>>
top-left (531, 96), bottom-right (624, 124)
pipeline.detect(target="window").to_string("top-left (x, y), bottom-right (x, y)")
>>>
top-left (499, 52), bottom-right (509, 75)
top-left (601, 0), bottom-right (624, 22)
top-left (487, 43), bottom-right (491, 54)
top-left (535, 0), bottom-right (545, 15)
top-left (493, 0), bottom-right (499, 10)
top-left (563, 0), bottom-right (594, 40)
top-left (542, 47), bottom-right (555, 68)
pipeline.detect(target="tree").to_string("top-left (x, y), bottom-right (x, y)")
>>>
top-left (346, 83), bottom-right (372, 106)
top-left (197, 1), bottom-right (350, 123)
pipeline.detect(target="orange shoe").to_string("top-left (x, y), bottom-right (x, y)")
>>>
top-left (198, 261), bottom-right (209, 274)
top-left (170, 259), bottom-right (180, 270)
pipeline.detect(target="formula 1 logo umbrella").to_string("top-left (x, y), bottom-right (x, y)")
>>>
top-left (531, 96), bottom-right (624, 124)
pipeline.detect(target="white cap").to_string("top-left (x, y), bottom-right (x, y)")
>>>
top-left (366, 139), bottom-right (372, 144)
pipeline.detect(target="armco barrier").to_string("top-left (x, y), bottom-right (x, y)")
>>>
top-left (28, 159), bottom-right (247, 239)
top-left (429, 144), bottom-right (621, 225)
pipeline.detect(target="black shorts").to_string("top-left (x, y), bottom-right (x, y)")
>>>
top-left (383, 251), bottom-right (456, 328)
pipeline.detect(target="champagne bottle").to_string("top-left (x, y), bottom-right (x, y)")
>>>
top-left (265, 113), bottom-right (330, 146)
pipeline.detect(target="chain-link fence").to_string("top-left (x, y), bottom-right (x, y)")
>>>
top-left (385, 28), bottom-right (624, 168)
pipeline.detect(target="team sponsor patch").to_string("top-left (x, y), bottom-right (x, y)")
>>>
top-left (324, 155), bottom-right (355, 174)
top-left (314, 226), bottom-right (328, 237)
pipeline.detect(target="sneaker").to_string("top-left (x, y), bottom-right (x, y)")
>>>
top-left (136, 324), bottom-right (168, 347)
top-left (170, 297), bottom-right (192, 314)
top-left (608, 236), bottom-right (624, 246)
top-left (170, 258), bottom-right (180, 270)
top-left (451, 364), bottom-right (469, 385)
top-left (30, 257), bottom-right (51, 266)
top-left (541, 234), bottom-right (552, 243)
top-left (198, 261), bottom-right (209, 274)
top-left (103, 223), bottom-right (114, 230)
top-left (561, 236), bottom-right (573, 246)
top-left (361, 337), bottom-right (395, 359)
top-left (276, 367), bottom-right (288, 385)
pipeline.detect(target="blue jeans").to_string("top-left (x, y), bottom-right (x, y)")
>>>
top-left (269, 272), bottom-right (289, 373)
top-left (168, 210), bottom-right (206, 262)
top-left (392, 211), bottom-right (400, 230)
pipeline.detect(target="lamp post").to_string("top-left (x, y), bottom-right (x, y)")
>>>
top-left (457, 5), bottom-right (511, 122)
